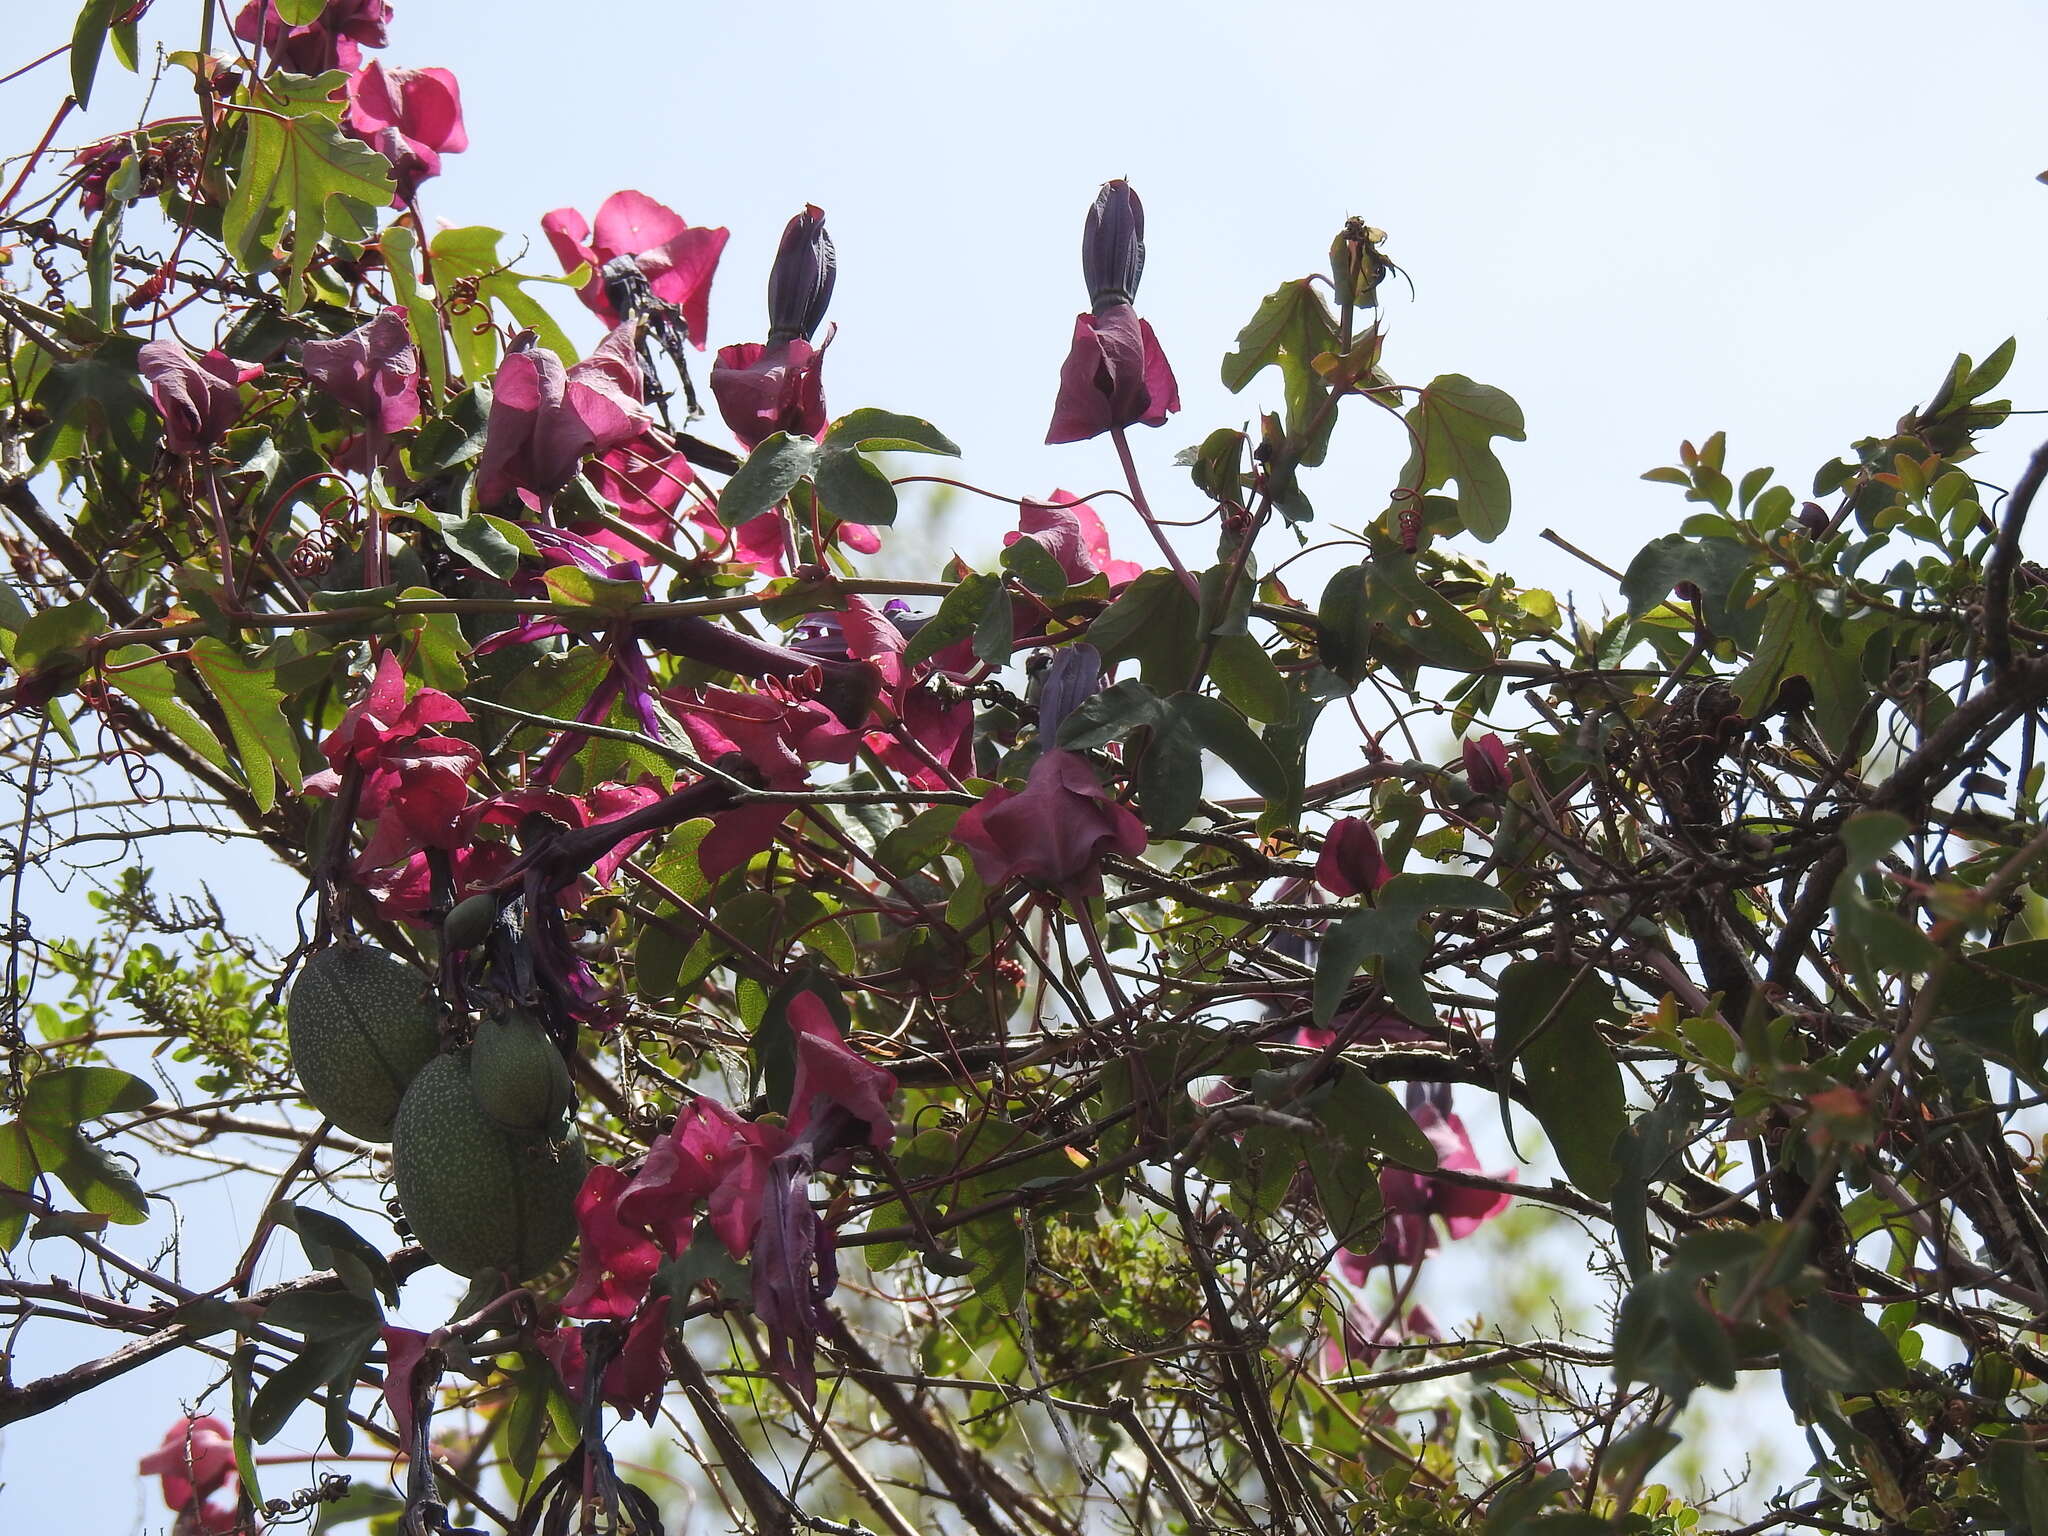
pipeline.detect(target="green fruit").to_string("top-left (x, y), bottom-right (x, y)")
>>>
top-left (441, 893), bottom-right (500, 952)
top-left (391, 1052), bottom-right (585, 1279)
top-left (470, 1012), bottom-right (574, 1138)
top-left (287, 946), bottom-right (440, 1142)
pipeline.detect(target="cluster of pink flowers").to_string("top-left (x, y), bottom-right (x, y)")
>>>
top-left (554, 991), bottom-right (899, 1399)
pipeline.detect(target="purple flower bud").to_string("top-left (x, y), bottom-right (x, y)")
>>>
top-left (1081, 179), bottom-right (1145, 311)
top-left (767, 205), bottom-right (835, 343)
top-left (1036, 644), bottom-right (1103, 737)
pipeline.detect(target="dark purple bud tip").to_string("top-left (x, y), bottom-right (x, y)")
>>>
top-left (1081, 179), bottom-right (1146, 311)
top-left (1797, 501), bottom-right (1830, 537)
top-left (767, 205), bottom-right (836, 343)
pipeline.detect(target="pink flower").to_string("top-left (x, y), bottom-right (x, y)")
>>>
top-left (953, 749), bottom-right (1148, 898)
top-left (710, 337), bottom-right (829, 450)
top-left (234, 0), bottom-right (390, 75)
top-left (476, 326), bottom-right (655, 507)
top-left (138, 341), bottom-right (263, 455)
top-left (344, 61), bottom-right (466, 203)
top-left (1315, 818), bottom-right (1392, 898)
top-left (616, 1095), bottom-right (791, 1259)
top-left (536, 1308), bottom-right (669, 1422)
top-left (562, 1164), bottom-right (665, 1321)
top-left (711, 206), bottom-right (837, 449)
top-left (139, 1415), bottom-right (235, 1512)
top-left (360, 839), bottom-right (514, 925)
top-left (1004, 492), bottom-right (1144, 589)
top-left (543, 191), bottom-right (729, 347)
top-left (313, 651), bottom-right (469, 777)
top-left (1462, 733), bottom-right (1512, 798)
top-left (1046, 302), bottom-right (1180, 444)
top-left (1335, 1104), bottom-right (1515, 1278)
top-left (1320, 1301), bottom-right (1442, 1376)
top-left (379, 1325), bottom-right (433, 1447)
top-left (1047, 178), bottom-right (1176, 444)
top-left (301, 307), bottom-right (422, 432)
top-left (785, 991), bottom-right (897, 1156)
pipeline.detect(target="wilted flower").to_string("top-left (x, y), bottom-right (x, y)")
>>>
top-left (137, 341), bottom-right (263, 455)
top-left (543, 191), bottom-right (729, 346)
top-left (1004, 492), bottom-right (1145, 589)
top-left (343, 61), bottom-right (467, 203)
top-left (1047, 180), bottom-right (1179, 444)
top-left (954, 749), bottom-right (1149, 898)
top-left (233, 0), bottom-right (390, 75)
top-left (1462, 732), bottom-right (1512, 798)
top-left (300, 306), bottom-right (421, 432)
top-left (379, 1325), bottom-right (433, 1446)
top-left (1315, 817), bottom-right (1392, 898)
top-left (785, 990), bottom-right (898, 1157)
top-left (615, 1094), bottom-right (790, 1260)
top-left (476, 326), bottom-right (655, 507)
top-left (536, 1311), bottom-right (670, 1422)
top-left (752, 1141), bottom-right (832, 1401)
top-left (1034, 644), bottom-right (1103, 737)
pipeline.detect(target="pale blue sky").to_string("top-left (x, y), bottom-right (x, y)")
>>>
top-left (4, 0), bottom-right (2048, 1527)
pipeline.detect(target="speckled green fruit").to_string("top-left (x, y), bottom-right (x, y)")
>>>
top-left (470, 1012), bottom-right (574, 1139)
top-left (391, 1052), bottom-right (585, 1279)
top-left (286, 946), bottom-right (440, 1142)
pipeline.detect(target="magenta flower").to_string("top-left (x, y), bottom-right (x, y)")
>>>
top-left (543, 191), bottom-right (729, 346)
top-left (1046, 180), bottom-right (1179, 444)
top-left (954, 749), bottom-right (1149, 898)
top-left (710, 337), bottom-right (829, 450)
top-left (711, 205), bottom-right (837, 449)
top-left (476, 326), bottom-right (656, 508)
top-left (344, 61), bottom-right (467, 203)
top-left (536, 1308), bottom-right (669, 1422)
top-left (360, 840), bottom-right (514, 926)
top-left (139, 1416), bottom-right (236, 1514)
top-left (615, 1095), bottom-right (791, 1261)
top-left (311, 651), bottom-right (470, 777)
top-left (562, 1164), bottom-right (665, 1321)
top-left (786, 991), bottom-right (897, 1155)
top-left (1335, 1104), bottom-right (1515, 1279)
top-left (234, 0), bottom-right (390, 75)
top-left (301, 307), bottom-right (421, 433)
top-left (137, 341), bottom-right (263, 456)
top-left (1463, 733), bottom-right (1513, 798)
top-left (1320, 1301), bottom-right (1442, 1376)
top-left (1004, 492), bottom-right (1145, 589)
top-left (379, 1325), bottom-right (433, 1446)
top-left (1315, 817), bottom-right (1392, 898)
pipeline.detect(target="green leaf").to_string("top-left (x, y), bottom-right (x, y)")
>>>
top-left (540, 566), bottom-right (644, 614)
top-left (1395, 375), bottom-right (1525, 541)
top-left (999, 535), bottom-right (1068, 599)
top-left (13, 600), bottom-right (103, 671)
top-left (1620, 534), bottom-right (1759, 642)
top-left (905, 571), bottom-right (1002, 666)
top-left (379, 225), bottom-right (448, 398)
top-left (220, 72), bottom-right (396, 304)
top-left (1207, 632), bottom-right (1290, 723)
top-left (1494, 960), bottom-right (1625, 1199)
top-left (433, 509), bottom-right (529, 579)
top-left (23, 1121), bottom-right (150, 1224)
top-left (973, 574), bottom-right (1014, 667)
top-left (1173, 693), bottom-right (1291, 802)
top-left (111, 649), bottom-right (233, 771)
top-left (0, 1122), bottom-right (35, 1250)
top-left (1732, 590), bottom-right (1882, 756)
top-left (1220, 279), bottom-right (1340, 466)
top-left (22, 1066), bottom-right (157, 1129)
top-left (189, 637), bottom-right (301, 813)
top-left (719, 431), bottom-right (819, 526)
top-left (1778, 1296), bottom-right (1906, 1393)
top-left (277, 1204), bottom-right (399, 1305)
top-left (823, 409), bottom-right (960, 455)
top-left (814, 446), bottom-right (898, 525)
top-left (1324, 1063), bottom-right (1437, 1171)
top-left (394, 586), bottom-right (470, 691)
top-left (70, 0), bottom-right (123, 109)
top-left (30, 334), bottom-right (152, 470)
top-left (1087, 570), bottom-right (1200, 690)
top-left (425, 226), bottom-right (582, 379)
top-left (1312, 874), bottom-right (1509, 1025)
